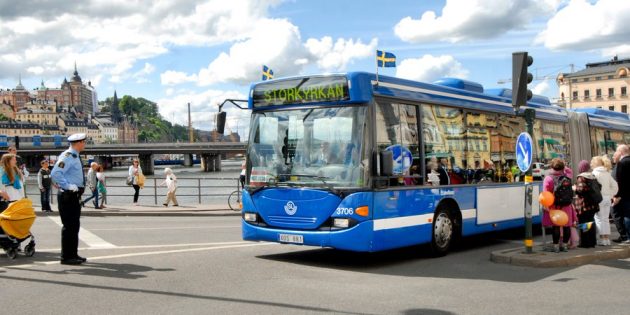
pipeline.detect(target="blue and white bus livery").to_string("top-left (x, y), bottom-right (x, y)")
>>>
top-left (239, 72), bottom-right (630, 255)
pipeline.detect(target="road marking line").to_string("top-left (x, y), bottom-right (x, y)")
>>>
top-left (88, 225), bottom-right (241, 231)
top-left (1, 242), bottom-right (275, 270)
top-left (48, 216), bottom-right (117, 249)
top-left (36, 241), bottom-right (252, 252)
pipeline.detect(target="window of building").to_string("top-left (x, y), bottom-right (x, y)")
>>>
top-left (595, 76), bottom-right (601, 80)
top-left (608, 75), bottom-right (614, 80)
top-left (596, 89), bottom-right (602, 99)
top-left (572, 91), bottom-right (578, 100)
top-left (584, 90), bottom-right (590, 99)
top-left (571, 79), bottom-right (578, 83)
top-left (622, 105), bottom-right (628, 113)
top-left (609, 87), bottom-right (615, 97)
top-left (609, 105), bottom-right (615, 111)
top-left (622, 87), bottom-right (627, 97)
top-left (583, 78), bottom-right (590, 82)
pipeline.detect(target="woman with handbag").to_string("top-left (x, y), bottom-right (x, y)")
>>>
top-left (128, 159), bottom-right (143, 206)
top-left (96, 164), bottom-right (107, 208)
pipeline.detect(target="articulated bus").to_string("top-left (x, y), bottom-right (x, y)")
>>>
top-left (239, 72), bottom-right (630, 255)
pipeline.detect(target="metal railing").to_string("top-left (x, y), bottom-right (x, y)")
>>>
top-left (25, 176), bottom-right (240, 207)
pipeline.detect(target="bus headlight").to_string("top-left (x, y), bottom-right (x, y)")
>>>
top-left (333, 218), bottom-right (350, 228)
top-left (243, 212), bottom-right (258, 222)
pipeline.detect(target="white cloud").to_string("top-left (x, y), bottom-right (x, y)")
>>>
top-left (394, 0), bottom-right (560, 43)
top-left (160, 70), bottom-right (199, 86)
top-left (157, 89), bottom-right (249, 134)
top-left (0, 0), bottom-right (283, 84)
top-left (188, 20), bottom-right (376, 86)
top-left (532, 77), bottom-right (551, 95)
top-left (304, 37), bottom-right (378, 71)
top-left (132, 62), bottom-right (156, 83)
top-left (536, 0), bottom-right (630, 53)
top-left (396, 55), bottom-right (469, 82)
top-left (196, 18), bottom-right (306, 86)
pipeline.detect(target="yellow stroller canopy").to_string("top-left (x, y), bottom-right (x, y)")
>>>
top-left (0, 199), bottom-right (36, 239)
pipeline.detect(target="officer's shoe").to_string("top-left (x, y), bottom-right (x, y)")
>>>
top-left (76, 255), bottom-right (87, 263)
top-left (60, 258), bottom-right (84, 265)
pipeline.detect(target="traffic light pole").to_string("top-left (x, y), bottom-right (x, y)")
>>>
top-left (522, 108), bottom-right (535, 254)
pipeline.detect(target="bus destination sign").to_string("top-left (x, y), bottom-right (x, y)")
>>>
top-left (252, 76), bottom-right (350, 107)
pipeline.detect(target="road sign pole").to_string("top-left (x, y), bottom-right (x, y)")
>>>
top-left (523, 108), bottom-right (536, 254)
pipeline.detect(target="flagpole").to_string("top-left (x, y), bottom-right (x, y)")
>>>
top-left (375, 50), bottom-right (379, 86)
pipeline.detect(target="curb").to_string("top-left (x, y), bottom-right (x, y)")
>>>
top-left (35, 210), bottom-right (242, 217)
top-left (490, 245), bottom-right (630, 268)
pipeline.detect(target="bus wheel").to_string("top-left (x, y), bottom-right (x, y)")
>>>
top-left (431, 208), bottom-right (454, 256)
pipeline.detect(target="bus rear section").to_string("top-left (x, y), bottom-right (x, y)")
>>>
top-left (242, 188), bottom-right (376, 252)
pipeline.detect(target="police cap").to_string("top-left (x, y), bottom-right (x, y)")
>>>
top-left (67, 133), bottom-right (87, 142)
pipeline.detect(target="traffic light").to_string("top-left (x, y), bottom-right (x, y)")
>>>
top-left (512, 52), bottom-right (533, 110)
top-left (216, 111), bottom-right (227, 134)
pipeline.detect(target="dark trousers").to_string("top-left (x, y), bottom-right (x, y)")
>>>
top-left (82, 189), bottom-right (99, 207)
top-left (612, 201), bottom-right (628, 240)
top-left (552, 226), bottom-right (570, 245)
top-left (578, 210), bottom-right (597, 248)
top-left (133, 185), bottom-right (140, 203)
top-left (58, 192), bottom-right (81, 260)
top-left (40, 187), bottom-right (51, 211)
top-left (239, 175), bottom-right (245, 189)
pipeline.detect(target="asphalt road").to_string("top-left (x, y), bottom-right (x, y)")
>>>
top-left (1, 216), bottom-right (628, 314)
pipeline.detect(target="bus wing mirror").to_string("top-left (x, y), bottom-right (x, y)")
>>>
top-left (379, 150), bottom-right (393, 177)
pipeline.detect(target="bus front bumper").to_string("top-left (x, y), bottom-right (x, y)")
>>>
top-left (242, 220), bottom-right (374, 252)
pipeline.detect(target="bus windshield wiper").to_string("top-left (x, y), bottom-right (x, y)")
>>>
top-left (277, 173), bottom-right (334, 189)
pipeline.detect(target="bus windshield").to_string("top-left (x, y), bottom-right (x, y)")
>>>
top-left (247, 105), bottom-right (368, 189)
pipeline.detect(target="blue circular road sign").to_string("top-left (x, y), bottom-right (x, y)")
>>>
top-left (516, 132), bottom-right (533, 173)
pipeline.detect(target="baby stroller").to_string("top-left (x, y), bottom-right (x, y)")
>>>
top-left (0, 198), bottom-right (36, 259)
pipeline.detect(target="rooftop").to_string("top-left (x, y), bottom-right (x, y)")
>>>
top-left (563, 56), bottom-right (630, 78)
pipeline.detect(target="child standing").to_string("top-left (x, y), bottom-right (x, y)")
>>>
top-left (161, 168), bottom-right (178, 207)
top-left (37, 160), bottom-right (53, 212)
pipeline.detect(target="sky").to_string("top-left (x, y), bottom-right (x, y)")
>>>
top-left (1, 0), bottom-right (629, 137)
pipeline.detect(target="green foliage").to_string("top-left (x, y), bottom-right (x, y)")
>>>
top-left (114, 95), bottom-right (191, 142)
top-left (0, 113), bottom-right (9, 121)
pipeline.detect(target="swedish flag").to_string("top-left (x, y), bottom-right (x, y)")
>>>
top-left (262, 65), bottom-right (274, 81)
top-left (376, 50), bottom-right (396, 68)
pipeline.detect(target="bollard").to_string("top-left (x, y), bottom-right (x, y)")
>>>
top-left (524, 177), bottom-right (533, 253)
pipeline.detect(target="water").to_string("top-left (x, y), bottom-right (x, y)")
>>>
top-left (24, 160), bottom-right (243, 208)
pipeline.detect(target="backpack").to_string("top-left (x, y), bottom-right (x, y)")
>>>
top-left (553, 175), bottom-right (574, 207)
top-left (576, 175), bottom-right (603, 205)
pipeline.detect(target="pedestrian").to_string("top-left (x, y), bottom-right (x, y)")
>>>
top-left (611, 149), bottom-right (627, 242)
top-left (612, 144), bottom-right (630, 244)
top-left (50, 133), bottom-right (88, 265)
top-left (6, 146), bottom-right (28, 190)
top-left (542, 158), bottom-right (574, 253)
top-left (81, 162), bottom-right (100, 209)
top-left (160, 167), bottom-right (178, 207)
top-left (96, 164), bottom-right (107, 208)
top-left (37, 159), bottom-right (53, 212)
top-left (128, 159), bottom-right (143, 205)
top-left (1, 154), bottom-right (25, 202)
top-left (239, 160), bottom-right (246, 189)
top-left (437, 157), bottom-right (450, 185)
top-left (574, 170), bottom-right (602, 248)
top-left (591, 155), bottom-right (618, 246)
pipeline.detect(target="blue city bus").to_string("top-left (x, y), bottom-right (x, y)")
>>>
top-left (240, 72), bottom-right (630, 254)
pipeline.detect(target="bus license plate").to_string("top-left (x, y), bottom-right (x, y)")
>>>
top-left (279, 234), bottom-right (303, 244)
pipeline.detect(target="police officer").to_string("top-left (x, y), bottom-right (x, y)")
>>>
top-left (51, 133), bottom-right (87, 265)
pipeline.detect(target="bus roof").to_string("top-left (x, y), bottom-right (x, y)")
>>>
top-left (248, 72), bottom-right (629, 129)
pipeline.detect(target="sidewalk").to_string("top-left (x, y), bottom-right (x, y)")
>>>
top-left (491, 242), bottom-right (630, 268)
top-left (34, 203), bottom-right (242, 217)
